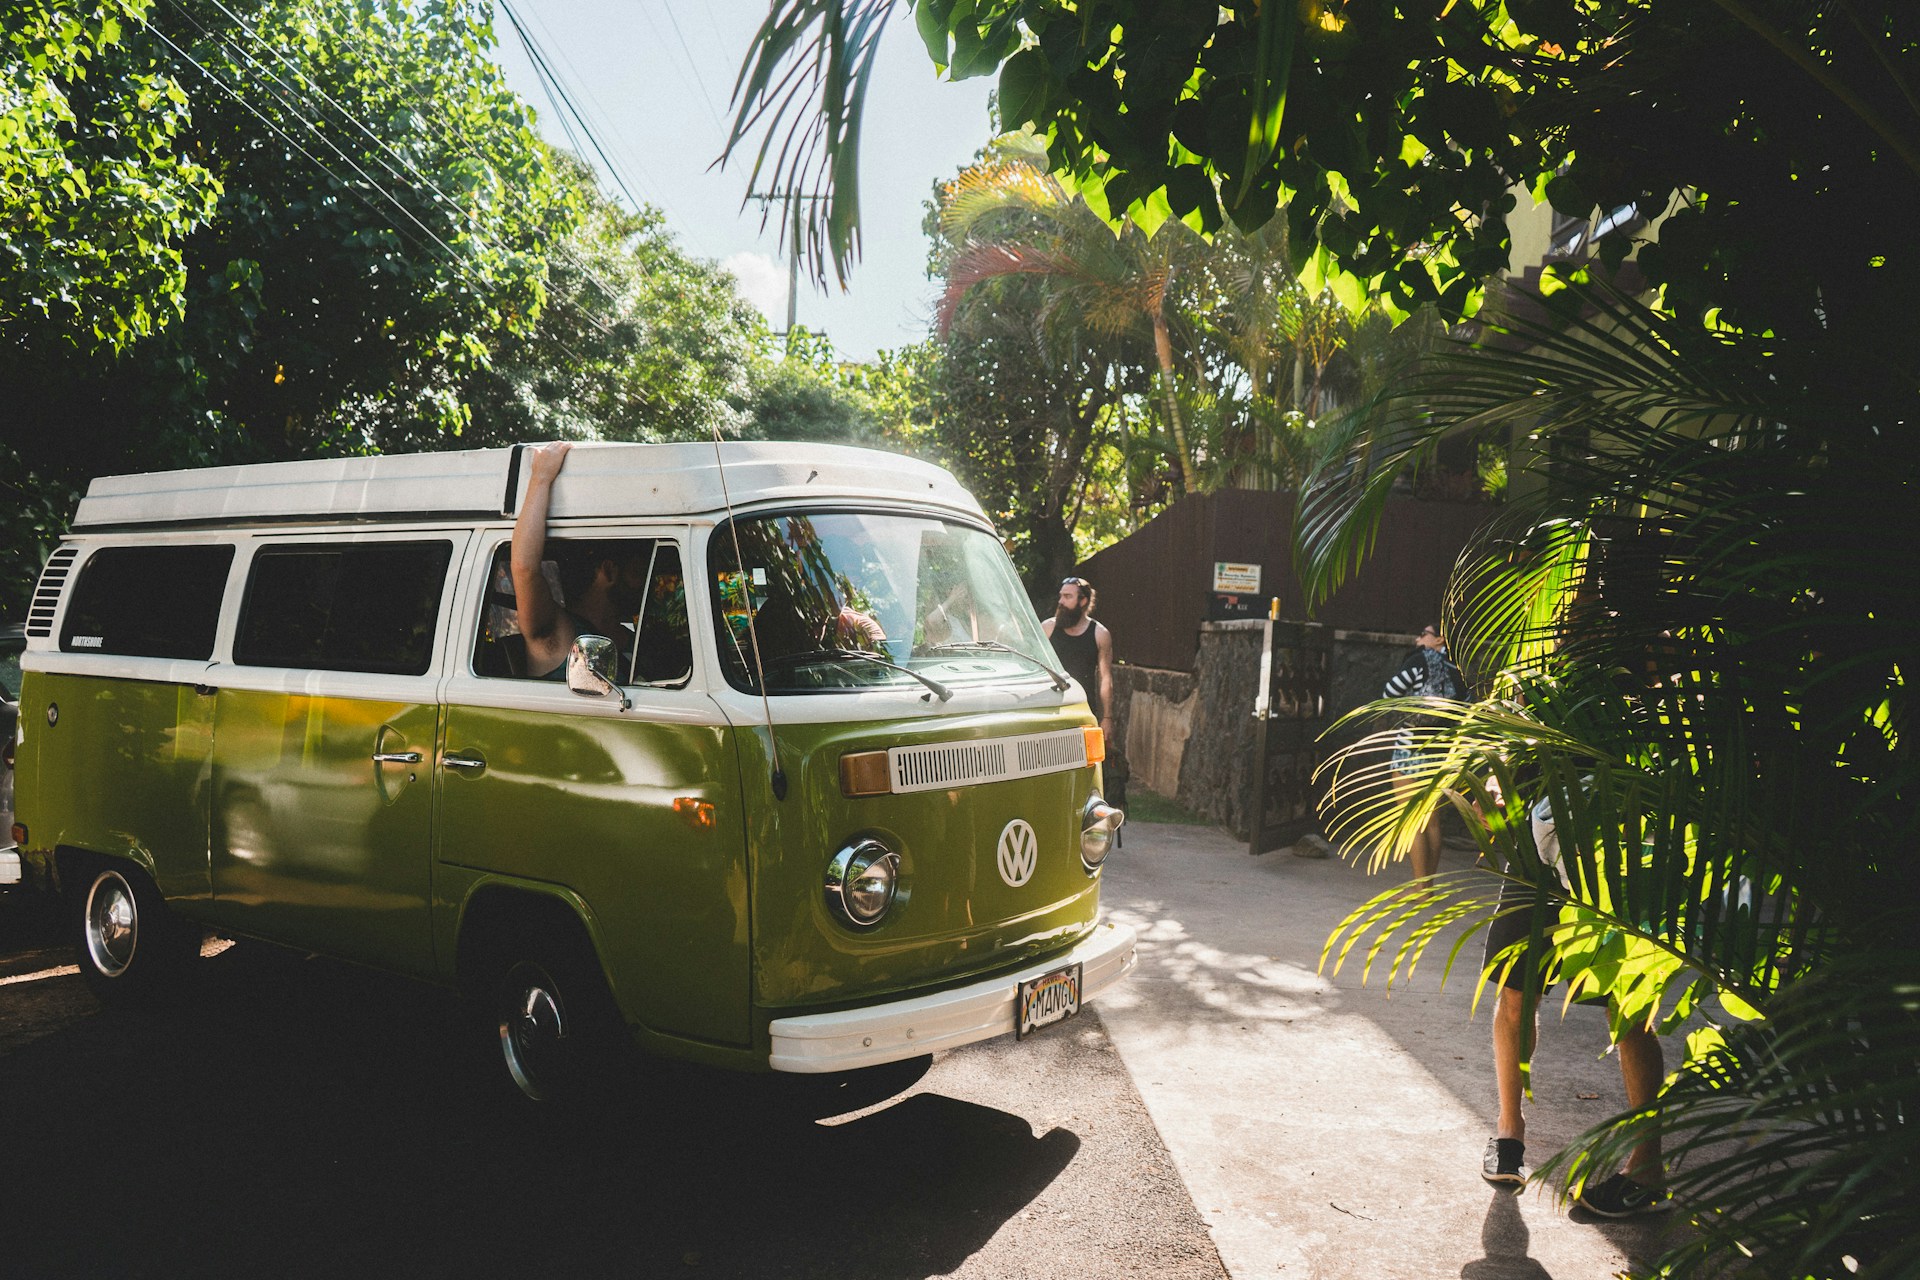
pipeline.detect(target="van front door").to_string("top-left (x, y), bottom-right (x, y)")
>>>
top-left (438, 537), bottom-right (751, 1047)
top-left (208, 535), bottom-right (466, 974)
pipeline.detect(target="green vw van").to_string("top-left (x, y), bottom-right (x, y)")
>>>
top-left (11, 443), bottom-right (1131, 1101)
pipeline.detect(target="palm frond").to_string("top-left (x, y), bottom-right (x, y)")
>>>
top-left (1311, 275), bottom-right (1920, 1278)
top-left (1539, 953), bottom-right (1920, 1280)
top-left (726, 0), bottom-right (892, 288)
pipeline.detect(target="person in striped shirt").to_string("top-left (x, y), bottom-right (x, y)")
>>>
top-left (1382, 624), bottom-right (1468, 881)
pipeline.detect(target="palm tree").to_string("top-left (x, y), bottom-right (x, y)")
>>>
top-left (935, 137), bottom-right (1204, 494)
top-left (1304, 280), bottom-right (1918, 1280)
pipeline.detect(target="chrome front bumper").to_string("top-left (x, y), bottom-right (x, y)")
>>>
top-left (767, 919), bottom-right (1138, 1073)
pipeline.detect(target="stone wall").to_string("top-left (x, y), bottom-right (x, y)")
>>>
top-left (1326, 629), bottom-right (1424, 757)
top-left (1112, 623), bottom-right (1424, 840)
top-left (1114, 664), bottom-right (1196, 800)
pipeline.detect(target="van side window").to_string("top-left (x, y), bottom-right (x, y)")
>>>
top-left (473, 538), bottom-right (691, 684)
top-left (236, 541), bottom-right (453, 676)
top-left (61, 544), bottom-right (235, 659)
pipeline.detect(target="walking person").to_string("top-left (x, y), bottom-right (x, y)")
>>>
top-left (1382, 624), bottom-right (1468, 881)
top-left (1480, 798), bottom-right (1669, 1217)
top-left (1043, 576), bottom-right (1115, 749)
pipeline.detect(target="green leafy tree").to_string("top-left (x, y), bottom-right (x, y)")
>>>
top-left (936, 134), bottom-right (1198, 494)
top-left (140, 0), bottom-right (569, 456)
top-left (923, 145), bottom-right (1156, 597)
top-left (446, 151), bottom-right (761, 449)
top-left (742, 327), bottom-right (892, 445)
top-left (733, 5), bottom-right (1920, 1274)
top-left (0, 0), bottom-right (570, 613)
top-left (1, 0), bottom-right (222, 352)
top-left (733, 1), bottom-right (1919, 375)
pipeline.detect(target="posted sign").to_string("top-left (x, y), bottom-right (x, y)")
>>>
top-left (1212, 562), bottom-right (1261, 593)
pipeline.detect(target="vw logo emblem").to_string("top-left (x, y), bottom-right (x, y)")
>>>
top-left (996, 819), bottom-right (1038, 887)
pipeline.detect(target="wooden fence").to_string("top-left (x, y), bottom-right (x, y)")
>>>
top-left (1076, 488), bottom-right (1493, 672)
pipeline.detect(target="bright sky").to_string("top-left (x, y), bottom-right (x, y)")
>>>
top-left (488, 1), bottom-right (997, 362)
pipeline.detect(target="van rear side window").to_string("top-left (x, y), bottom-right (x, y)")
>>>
top-left (237, 541), bottom-right (453, 675)
top-left (61, 544), bottom-right (235, 659)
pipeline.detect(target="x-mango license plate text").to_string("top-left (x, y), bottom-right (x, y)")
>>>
top-left (1017, 962), bottom-right (1083, 1038)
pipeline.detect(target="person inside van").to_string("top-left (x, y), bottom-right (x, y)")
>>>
top-left (922, 578), bottom-right (992, 646)
top-left (512, 442), bottom-right (651, 680)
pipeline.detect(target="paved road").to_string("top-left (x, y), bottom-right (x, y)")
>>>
top-left (0, 894), bottom-right (1221, 1280)
top-left (1096, 821), bottom-right (1692, 1279)
top-left (1, 821), bottom-right (1695, 1279)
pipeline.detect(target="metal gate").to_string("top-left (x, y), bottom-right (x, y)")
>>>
top-left (1248, 619), bottom-right (1333, 854)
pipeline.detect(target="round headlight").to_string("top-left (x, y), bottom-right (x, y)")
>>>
top-left (1080, 796), bottom-right (1124, 872)
top-left (826, 839), bottom-right (900, 928)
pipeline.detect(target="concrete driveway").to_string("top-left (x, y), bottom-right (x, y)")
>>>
top-left (1096, 821), bottom-right (1693, 1279)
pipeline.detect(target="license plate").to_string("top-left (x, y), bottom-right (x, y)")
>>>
top-left (1017, 963), bottom-right (1083, 1038)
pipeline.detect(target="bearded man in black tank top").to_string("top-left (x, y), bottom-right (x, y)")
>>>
top-left (1043, 577), bottom-right (1115, 747)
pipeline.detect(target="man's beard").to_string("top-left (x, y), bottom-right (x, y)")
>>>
top-left (1055, 602), bottom-right (1087, 627)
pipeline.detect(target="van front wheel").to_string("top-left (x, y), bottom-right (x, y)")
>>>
top-left (72, 864), bottom-right (197, 1005)
top-left (493, 949), bottom-right (622, 1106)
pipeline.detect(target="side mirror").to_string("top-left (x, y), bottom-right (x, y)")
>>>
top-left (566, 635), bottom-right (631, 711)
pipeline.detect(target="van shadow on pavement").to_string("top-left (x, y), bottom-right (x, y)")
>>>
top-left (0, 937), bottom-right (1222, 1280)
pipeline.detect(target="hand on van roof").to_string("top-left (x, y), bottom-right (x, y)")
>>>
top-left (525, 441), bottom-right (573, 484)
top-left (511, 443), bottom-right (574, 677)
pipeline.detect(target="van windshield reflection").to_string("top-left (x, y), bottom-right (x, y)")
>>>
top-left (709, 512), bottom-right (1055, 695)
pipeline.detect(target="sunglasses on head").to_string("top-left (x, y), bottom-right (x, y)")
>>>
top-left (1062, 577), bottom-right (1090, 588)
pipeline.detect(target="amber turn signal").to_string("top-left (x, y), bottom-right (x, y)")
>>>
top-left (1082, 726), bottom-right (1106, 764)
top-left (672, 797), bottom-right (715, 830)
top-left (839, 750), bottom-right (892, 797)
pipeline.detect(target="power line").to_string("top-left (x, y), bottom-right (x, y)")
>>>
top-left (657, 0), bottom-right (725, 130)
top-left (147, 23), bottom-right (466, 274)
top-left (147, 9), bottom-right (613, 366)
top-left (166, 0), bottom-right (630, 329)
top-left (499, 0), bottom-right (653, 219)
top-left (187, 0), bottom-right (629, 310)
top-left (516, 0), bottom-right (671, 211)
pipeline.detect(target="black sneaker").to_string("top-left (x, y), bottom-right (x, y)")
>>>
top-left (1481, 1137), bottom-right (1528, 1185)
top-left (1575, 1173), bottom-right (1670, 1218)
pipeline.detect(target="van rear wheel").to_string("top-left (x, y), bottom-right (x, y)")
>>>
top-left (72, 863), bottom-right (198, 1005)
top-left (491, 943), bottom-right (623, 1107)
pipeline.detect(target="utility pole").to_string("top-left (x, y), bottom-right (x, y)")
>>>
top-left (747, 191), bottom-right (823, 339)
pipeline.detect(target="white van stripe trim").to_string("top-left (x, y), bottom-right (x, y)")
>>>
top-left (25, 547), bottom-right (78, 638)
top-left (887, 728), bottom-right (1087, 793)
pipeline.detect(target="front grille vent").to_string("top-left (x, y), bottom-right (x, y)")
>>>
top-left (24, 547), bottom-right (79, 638)
top-left (888, 729), bottom-right (1088, 794)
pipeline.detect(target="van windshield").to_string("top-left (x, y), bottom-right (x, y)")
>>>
top-left (709, 512), bottom-right (1057, 696)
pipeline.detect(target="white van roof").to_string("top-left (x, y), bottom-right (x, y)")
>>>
top-left (70, 441), bottom-right (987, 529)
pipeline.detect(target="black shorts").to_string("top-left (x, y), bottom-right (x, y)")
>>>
top-left (1483, 876), bottom-right (1556, 993)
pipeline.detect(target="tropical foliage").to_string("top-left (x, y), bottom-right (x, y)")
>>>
top-left (1, 0), bottom-right (222, 351)
top-left (1311, 277), bottom-right (1917, 1279)
top-left (0, 0), bottom-right (803, 617)
top-left (923, 135), bottom-right (1439, 599)
top-left (730, 2), bottom-right (1920, 1274)
top-left (733, 0), bottom-right (1918, 356)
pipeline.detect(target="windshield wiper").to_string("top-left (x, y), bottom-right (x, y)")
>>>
top-left (923, 640), bottom-right (1071, 691)
top-left (761, 648), bottom-right (953, 701)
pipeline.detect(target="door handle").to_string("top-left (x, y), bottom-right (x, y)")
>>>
top-left (372, 751), bottom-right (423, 765)
top-left (443, 753), bottom-right (486, 771)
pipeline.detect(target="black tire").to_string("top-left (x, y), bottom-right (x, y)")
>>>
top-left (71, 862), bottom-right (199, 1006)
top-left (489, 931), bottom-right (626, 1108)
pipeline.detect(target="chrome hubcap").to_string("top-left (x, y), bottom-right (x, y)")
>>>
top-left (85, 872), bottom-right (139, 978)
top-left (499, 963), bottom-right (568, 1102)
